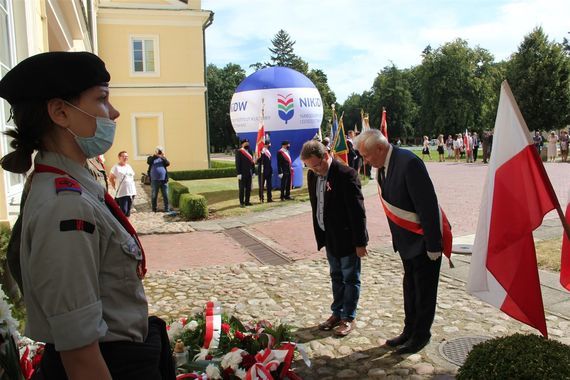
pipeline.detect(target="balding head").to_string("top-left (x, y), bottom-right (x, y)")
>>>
top-left (354, 129), bottom-right (390, 168)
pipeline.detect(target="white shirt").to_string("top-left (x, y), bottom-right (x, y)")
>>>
top-left (111, 163), bottom-right (137, 198)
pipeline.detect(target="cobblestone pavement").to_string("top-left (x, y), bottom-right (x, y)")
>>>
top-left (132, 162), bottom-right (570, 379)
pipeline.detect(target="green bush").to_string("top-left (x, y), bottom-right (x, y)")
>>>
top-left (167, 181), bottom-right (189, 208)
top-left (179, 193), bottom-right (208, 220)
top-left (210, 160), bottom-right (235, 169)
top-left (169, 167), bottom-right (236, 180)
top-left (0, 225), bottom-right (10, 279)
top-left (457, 333), bottom-right (570, 380)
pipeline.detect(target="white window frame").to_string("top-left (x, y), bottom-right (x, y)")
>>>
top-left (131, 112), bottom-right (164, 160)
top-left (129, 34), bottom-right (160, 77)
top-left (0, 0), bottom-right (24, 200)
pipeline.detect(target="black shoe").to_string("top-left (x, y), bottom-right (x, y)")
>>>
top-left (284, 196), bottom-right (293, 200)
top-left (267, 199), bottom-right (274, 203)
top-left (245, 202), bottom-right (253, 206)
top-left (385, 334), bottom-right (410, 347)
top-left (395, 337), bottom-right (430, 354)
top-left (240, 204), bottom-right (245, 208)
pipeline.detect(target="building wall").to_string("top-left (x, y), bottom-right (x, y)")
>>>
top-left (97, 2), bottom-right (211, 176)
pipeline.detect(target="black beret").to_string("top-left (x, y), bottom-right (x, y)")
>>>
top-left (281, 140), bottom-right (290, 146)
top-left (240, 138), bottom-right (249, 144)
top-left (0, 51), bottom-right (110, 105)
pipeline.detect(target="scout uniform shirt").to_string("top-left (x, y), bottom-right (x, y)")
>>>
top-left (20, 151), bottom-right (148, 351)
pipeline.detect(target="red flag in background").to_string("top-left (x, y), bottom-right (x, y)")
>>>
top-left (464, 129), bottom-right (471, 152)
top-left (380, 107), bottom-right (388, 140)
top-left (467, 81), bottom-right (561, 338)
top-left (255, 105), bottom-right (265, 159)
top-left (560, 189), bottom-right (570, 291)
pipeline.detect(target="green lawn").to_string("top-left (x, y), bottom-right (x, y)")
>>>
top-left (178, 168), bottom-right (369, 219)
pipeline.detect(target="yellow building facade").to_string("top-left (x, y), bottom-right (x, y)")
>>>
top-left (0, 0), bottom-right (212, 225)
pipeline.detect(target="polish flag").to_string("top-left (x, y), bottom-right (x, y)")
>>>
top-left (560, 188), bottom-right (570, 291)
top-left (255, 117), bottom-right (265, 159)
top-left (467, 81), bottom-right (560, 338)
top-left (380, 107), bottom-right (388, 140)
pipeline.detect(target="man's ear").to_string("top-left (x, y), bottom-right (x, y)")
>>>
top-left (47, 98), bottom-right (71, 128)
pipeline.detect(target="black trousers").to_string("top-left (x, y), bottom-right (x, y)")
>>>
top-left (238, 176), bottom-right (252, 205)
top-left (401, 253), bottom-right (441, 341)
top-left (33, 317), bottom-right (175, 380)
top-left (259, 174), bottom-right (272, 201)
top-left (280, 173), bottom-right (291, 199)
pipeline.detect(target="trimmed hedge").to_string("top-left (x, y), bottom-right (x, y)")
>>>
top-left (210, 160), bottom-right (235, 169)
top-left (457, 333), bottom-right (570, 380)
top-left (179, 193), bottom-right (208, 220)
top-left (167, 181), bottom-right (189, 208)
top-left (169, 167), bottom-right (236, 181)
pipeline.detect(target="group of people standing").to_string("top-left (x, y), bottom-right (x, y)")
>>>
top-left (534, 129), bottom-right (570, 162)
top-left (235, 139), bottom-right (293, 207)
top-left (421, 131), bottom-right (494, 164)
top-left (301, 129), bottom-right (449, 355)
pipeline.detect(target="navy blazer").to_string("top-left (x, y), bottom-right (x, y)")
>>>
top-left (308, 159), bottom-right (368, 257)
top-left (257, 151), bottom-right (273, 177)
top-left (380, 147), bottom-right (443, 259)
top-left (277, 150), bottom-right (292, 175)
top-left (235, 148), bottom-right (254, 178)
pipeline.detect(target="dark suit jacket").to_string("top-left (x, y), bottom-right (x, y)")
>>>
top-left (380, 147), bottom-right (442, 259)
top-left (235, 148), bottom-right (254, 178)
top-left (308, 159), bottom-right (368, 257)
top-left (257, 151), bottom-right (273, 177)
top-left (277, 150), bottom-right (291, 175)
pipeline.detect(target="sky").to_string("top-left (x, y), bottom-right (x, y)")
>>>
top-left (201, 0), bottom-right (570, 104)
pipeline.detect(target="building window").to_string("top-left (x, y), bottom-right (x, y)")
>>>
top-left (130, 35), bottom-right (159, 76)
top-left (131, 113), bottom-right (164, 160)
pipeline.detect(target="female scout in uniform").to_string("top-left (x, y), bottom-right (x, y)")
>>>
top-left (0, 52), bottom-right (174, 379)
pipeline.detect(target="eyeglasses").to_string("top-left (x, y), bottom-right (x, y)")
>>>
top-left (305, 158), bottom-right (324, 171)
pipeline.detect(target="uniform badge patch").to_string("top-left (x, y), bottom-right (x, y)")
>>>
top-left (60, 220), bottom-right (95, 234)
top-left (54, 177), bottom-right (82, 194)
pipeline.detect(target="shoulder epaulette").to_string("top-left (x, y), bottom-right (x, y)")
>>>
top-left (54, 177), bottom-right (82, 195)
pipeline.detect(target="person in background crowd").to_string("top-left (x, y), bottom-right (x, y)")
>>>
top-left (421, 136), bottom-right (431, 161)
top-left (437, 134), bottom-right (445, 162)
top-left (301, 140), bottom-right (368, 337)
top-left (278, 140), bottom-right (293, 200)
top-left (547, 131), bottom-right (559, 162)
top-left (446, 135), bottom-right (454, 159)
top-left (560, 130), bottom-right (569, 162)
top-left (257, 140), bottom-right (273, 203)
top-left (147, 146), bottom-right (171, 212)
top-left (355, 129), bottom-right (447, 355)
top-left (323, 137), bottom-right (331, 152)
top-left (110, 151), bottom-right (137, 217)
top-left (533, 131), bottom-right (543, 154)
top-left (0, 51), bottom-right (174, 379)
top-left (472, 132), bottom-right (480, 162)
top-left (235, 138), bottom-right (254, 207)
top-left (453, 134), bottom-right (462, 162)
top-left (466, 132), bottom-right (473, 163)
top-left (347, 130), bottom-right (358, 169)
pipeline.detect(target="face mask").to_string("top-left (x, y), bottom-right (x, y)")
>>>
top-left (65, 101), bottom-right (116, 158)
top-left (244, 144), bottom-right (249, 149)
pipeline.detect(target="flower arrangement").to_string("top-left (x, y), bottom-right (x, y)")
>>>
top-left (0, 286), bottom-right (23, 379)
top-left (168, 302), bottom-right (306, 379)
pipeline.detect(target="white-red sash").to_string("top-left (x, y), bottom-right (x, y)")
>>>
top-left (263, 148), bottom-right (271, 159)
top-left (279, 149), bottom-right (294, 189)
top-left (239, 148), bottom-right (254, 164)
top-left (377, 183), bottom-right (453, 265)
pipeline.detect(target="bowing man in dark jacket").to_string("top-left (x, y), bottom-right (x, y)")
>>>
top-left (301, 140), bottom-right (368, 337)
top-left (355, 129), bottom-right (444, 354)
top-left (235, 138), bottom-right (255, 207)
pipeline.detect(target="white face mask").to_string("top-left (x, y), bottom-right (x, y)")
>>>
top-left (65, 101), bottom-right (116, 158)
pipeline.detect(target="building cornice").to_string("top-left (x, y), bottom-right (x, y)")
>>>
top-left (110, 84), bottom-right (206, 96)
top-left (97, 4), bottom-right (211, 27)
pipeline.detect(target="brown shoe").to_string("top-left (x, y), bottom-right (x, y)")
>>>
top-left (334, 319), bottom-right (355, 336)
top-left (318, 315), bottom-right (341, 331)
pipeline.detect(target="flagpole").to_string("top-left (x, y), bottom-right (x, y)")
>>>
top-left (555, 204), bottom-right (570, 240)
top-left (258, 98), bottom-right (265, 203)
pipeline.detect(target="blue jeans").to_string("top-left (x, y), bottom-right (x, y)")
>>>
top-left (151, 180), bottom-right (169, 212)
top-left (326, 248), bottom-right (361, 320)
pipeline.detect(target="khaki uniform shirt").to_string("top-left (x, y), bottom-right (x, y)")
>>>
top-left (21, 151), bottom-right (148, 351)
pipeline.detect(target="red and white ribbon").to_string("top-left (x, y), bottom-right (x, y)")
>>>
top-left (203, 301), bottom-right (222, 349)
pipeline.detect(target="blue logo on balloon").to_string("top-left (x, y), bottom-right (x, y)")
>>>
top-left (277, 93), bottom-right (294, 124)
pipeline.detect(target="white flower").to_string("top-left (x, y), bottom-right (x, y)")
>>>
top-left (234, 368), bottom-right (246, 379)
top-left (221, 349), bottom-right (244, 371)
top-left (184, 320), bottom-right (198, 331)
top-left (193, 347), bottom-right (210, 361)
top-left (205, 363), bottom-right (222, 379)
top-left (0, 288), bottom-right (19, 339)
top-left (167, 321), bottom-right (184, 342)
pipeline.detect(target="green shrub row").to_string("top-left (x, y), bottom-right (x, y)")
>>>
top-left (179, 193), bottom-right (208, 220)
top-left (168, 181), bottom-right (189, 208)
top-left (210, 160), bottom-right (235, 169)
top-left (169, 167), bottom-right (236, 181)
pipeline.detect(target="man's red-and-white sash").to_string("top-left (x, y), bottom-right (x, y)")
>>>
top-left (279, 148), bottom-right (294, 189)
top-left (240, 148), bottom-right (254, 164)
top-left (378, 184), bottom-right (453, 263)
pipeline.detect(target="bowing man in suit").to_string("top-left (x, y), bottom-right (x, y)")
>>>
top-left (277, 141), bottom-right (293, 200)
top-left (354, 128), bottom-right (446, 354)
top-left (301, 140), bottom-right (368, 337)
top-left (257, 141), bottom-right (273, 203)
top-left (235, 138), bottom-right (255, 207)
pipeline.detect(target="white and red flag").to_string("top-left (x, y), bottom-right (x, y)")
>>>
top-left (463, 129), bottom-right (471, 152)
top-left (380, 107), bottom-right (388, 139)
top-left (255, 117), bottom-right (265, 159)
top-left (467, 81), bottom-right (560, 338)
